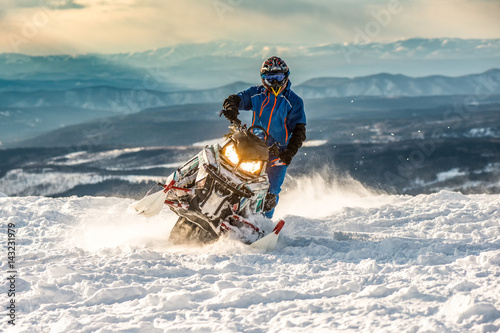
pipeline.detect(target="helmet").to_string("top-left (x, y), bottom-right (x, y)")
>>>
top-left (260, 56), bottom-right (290, 93)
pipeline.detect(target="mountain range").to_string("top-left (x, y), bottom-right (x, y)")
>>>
top-left (1, 37), bottom-right (499, 147)
top-left (296, 69), bottom-right (500, 98)
top-left (1, 38), bottom-right (499, 89)
top-left (2, 69), bottom-right (498, 111)
top-left (1, 69), bottom-right (499, 147)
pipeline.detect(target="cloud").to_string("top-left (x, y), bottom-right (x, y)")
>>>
top-left (393, 0), bottom-right (500, 40)
top-left (0, 0), bottom-right (499, 55)
top-left (9, 0), bottom-right (86, 10)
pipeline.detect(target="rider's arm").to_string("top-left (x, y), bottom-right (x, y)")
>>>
top-left (286, 95), bottom-right (307, 131)
top-left (281, 95), bottom-right (307, 165)
top-left (237, 86), bottom-right (260, 110)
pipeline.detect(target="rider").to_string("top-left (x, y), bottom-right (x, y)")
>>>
top-left (221, 56), bottom-right (306, 218)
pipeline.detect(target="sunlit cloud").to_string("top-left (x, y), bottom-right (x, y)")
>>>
top-left (0, 0), bottom-right (499, 55)
top-left (4, 0), bottom-right (86, 10)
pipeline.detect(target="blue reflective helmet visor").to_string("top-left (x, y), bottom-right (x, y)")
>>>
top-left (261, 72), bottom-right (287, 82)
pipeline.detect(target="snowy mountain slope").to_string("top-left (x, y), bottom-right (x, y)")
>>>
top-left (114, 38), bottom-right (500, 64)
top-left (8, 95), bottom-right (500, 150)
top-left (0, 82), bottom-right (252, 112)
top-left (0, 82), bottom-right (252, 146)
top-left (295, 69), bottom-right (500, 98)
top-left (0, 78), bottom-right (164, 93)
top-left (0, 106), bottom-right (122, 144)
top-left (1, 176), bottom-right (500, 332)
top-left (2, 132), bottom-right (499, 198)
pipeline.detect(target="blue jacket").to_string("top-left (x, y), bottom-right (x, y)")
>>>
top-left (237, 81), bottom-right (306, 149)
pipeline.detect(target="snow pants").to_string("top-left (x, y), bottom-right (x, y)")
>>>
top-left (264, 161), bottom-right (288, 218)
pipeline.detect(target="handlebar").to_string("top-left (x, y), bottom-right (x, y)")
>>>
top-left (247, 125), bottom-right (268, 144)
top-left (219, 109), bottom-right (241, 126)
top-left (220, 109), bottom-right (280, 155)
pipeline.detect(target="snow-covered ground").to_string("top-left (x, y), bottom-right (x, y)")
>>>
top-left (0, 169), bottom-right (164, 197)
top-left (1, 175), bottom-right (500, 332)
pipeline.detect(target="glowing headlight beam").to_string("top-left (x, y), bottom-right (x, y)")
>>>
top-left (223, 143), bottom-right (263, 174)
top-left (240, 160), bottom-right (262, 174)
top-left (224, 143), bottom-right (240, 165)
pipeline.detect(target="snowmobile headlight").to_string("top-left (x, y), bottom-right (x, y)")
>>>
top-left (223, 143), bottom-right (263, 175)
top-left (223, 142), bottom-right (240, 165)
top-left (240, 160), bottom-right (263, 175)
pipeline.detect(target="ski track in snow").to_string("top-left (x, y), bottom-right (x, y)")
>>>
top-left (1, 184), bottom-right (500, 332)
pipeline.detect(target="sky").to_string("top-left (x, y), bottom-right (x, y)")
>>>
top-left (0, 0), bottom-right (499, 55)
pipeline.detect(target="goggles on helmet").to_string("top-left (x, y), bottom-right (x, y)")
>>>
top-left (260, 72), bottom-right (287, 82)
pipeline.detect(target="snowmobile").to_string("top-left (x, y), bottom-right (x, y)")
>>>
top-left (132, 117), bottom-right (285, 251)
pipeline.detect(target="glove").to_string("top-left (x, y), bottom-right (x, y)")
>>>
top-left (221, 94), bottom-right (241, 122)
top-left (279, 149), bottom-right (294, 166)
top-left (279, 123), bottom-right (306, 166)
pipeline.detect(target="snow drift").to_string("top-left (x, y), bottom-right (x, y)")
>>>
top-left (1, 175), bottom-right (500, 332)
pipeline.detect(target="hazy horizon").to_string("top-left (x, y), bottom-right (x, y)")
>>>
top-left (0, 36), bottom-right (499, 57)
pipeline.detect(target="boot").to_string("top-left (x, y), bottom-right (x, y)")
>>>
top-left (263, 192), bottom-right (277, 212)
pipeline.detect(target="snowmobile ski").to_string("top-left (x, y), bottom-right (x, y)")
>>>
top-left (131, 181), bottom-right (176, 217)
top-left (250, 219), bottom-right (285, 251)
